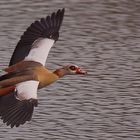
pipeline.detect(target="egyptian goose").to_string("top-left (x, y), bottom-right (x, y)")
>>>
top-left (0, 8), bottom-right (86, 128)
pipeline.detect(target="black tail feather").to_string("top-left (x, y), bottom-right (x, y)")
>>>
top-left (0, 91), bottom-right (38, 128)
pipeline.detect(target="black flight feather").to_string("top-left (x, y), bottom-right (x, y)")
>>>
top-left (9, 8), bottom-right (65, 66)
top-left (0, 91), bottom-right (38, 128)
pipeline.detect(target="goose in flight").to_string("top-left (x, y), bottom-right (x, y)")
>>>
top-left (0, 8), bottom-right (86, 128)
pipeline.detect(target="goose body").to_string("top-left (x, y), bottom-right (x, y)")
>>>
top-left (0, 8), bottom-right (86, 128)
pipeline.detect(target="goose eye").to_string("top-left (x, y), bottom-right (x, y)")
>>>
top-left (69, 65), bottom-right (76, 71)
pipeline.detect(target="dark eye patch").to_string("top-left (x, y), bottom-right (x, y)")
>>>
top-left (69, 65), bottom-right (76, 70)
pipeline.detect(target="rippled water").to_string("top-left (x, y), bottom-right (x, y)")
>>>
top-left (0, 0), bottom-right (140, 139)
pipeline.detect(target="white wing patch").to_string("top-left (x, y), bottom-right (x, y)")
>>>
top-left (25, 38), bottom-right (55, 65)
top-left (16, 81), bottom-right (39, 100)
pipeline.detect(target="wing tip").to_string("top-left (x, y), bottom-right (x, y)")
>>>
top-left (44, 8), bottom-right (65, 41)
top-left (0, 92), bottom-right (38, 128)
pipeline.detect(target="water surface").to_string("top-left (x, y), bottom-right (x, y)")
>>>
top-left (0, 0), bottom-right (140, 140)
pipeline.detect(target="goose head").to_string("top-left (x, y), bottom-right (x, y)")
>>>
top-left (54, 64), bottom-right (87, 77)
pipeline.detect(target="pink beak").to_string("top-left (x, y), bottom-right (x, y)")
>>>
top-left (76, 68), bottom-right (87, 75)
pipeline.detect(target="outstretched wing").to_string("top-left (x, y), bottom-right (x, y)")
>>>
top-left (9, 8), bottom-right (65, 66)
top-left (0, 90), bottom-right (38, 128)
top-left (0, 80), bottom-right (39, 128)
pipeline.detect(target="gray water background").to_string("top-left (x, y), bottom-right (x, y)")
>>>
top-left (0, 0), bottom-right (140, 139)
